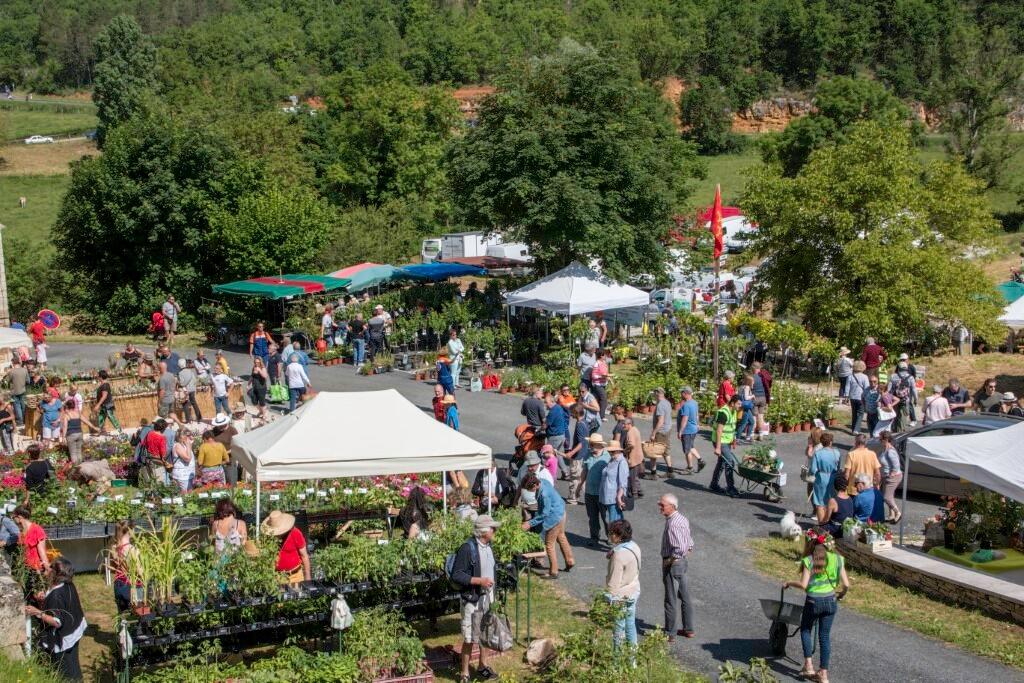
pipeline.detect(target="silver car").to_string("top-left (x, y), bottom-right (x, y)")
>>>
top-left (868, 414), bottom-right (1024, 497)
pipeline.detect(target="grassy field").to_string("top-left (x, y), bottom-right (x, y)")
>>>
top-left (0, 174), bottom-right (69, 247)
top-left (751, 537), bottom-right (1024, 670)
top-left (1, 138), bottom-right (96, 176)
top-left (912, 351), bottom-right (1024, 397)
top-left (0, 100), bottom-right (97, 141)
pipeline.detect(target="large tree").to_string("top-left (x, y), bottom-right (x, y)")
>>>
top-left (53, 109), bottom-right (264, 332)
top-left (742, 120), bottom-right (1003, 351)
top-left (761, 76), bottom-right (909, 176)
top-left (92, 14), bottom-right (156, 145)
top-left (446, 39), bottom-right (703, 281)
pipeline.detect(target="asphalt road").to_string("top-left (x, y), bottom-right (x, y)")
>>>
top-left (46, 343), bottom-right (1024, 682)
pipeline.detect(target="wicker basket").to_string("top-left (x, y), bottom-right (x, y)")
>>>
top-left (641, 440), bottom-right (667, 459)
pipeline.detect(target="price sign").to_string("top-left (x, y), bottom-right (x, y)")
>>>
top-left (46, 506), bottom-right (59, 515)
top-left (144, 502), bottom-right (156, 509)
top-left (115, 495), bottom-right (124, 502)
top-left (96, 496), bottom-right (108, 503)
top-left (198, 492), bottom-right (209, 499)
top-left (269, 494), bottom-right (280, 502)
top-left (173, 497), bottom-right (184, 505)
top-left (242, 489), bottom-right (253, 496)
top-left (342, 488), bottom-right (353, 495)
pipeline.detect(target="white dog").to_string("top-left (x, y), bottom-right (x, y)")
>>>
top-left (779, 511), bottom-right (802, 540)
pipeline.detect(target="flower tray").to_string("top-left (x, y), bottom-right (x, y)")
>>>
top-left (857, 539), bottom-right (893, 554)
top-left (47, 523), bottom-right (85, 540)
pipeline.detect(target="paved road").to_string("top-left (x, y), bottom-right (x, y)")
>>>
top-left (47, 343), bottom-right (1024, 682)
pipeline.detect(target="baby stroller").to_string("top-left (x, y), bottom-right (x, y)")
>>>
top-left (510, 424), bottom-right (543, 476)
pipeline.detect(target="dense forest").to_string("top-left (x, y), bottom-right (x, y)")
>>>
top-left (2, 0), bottom-right (1021, 334)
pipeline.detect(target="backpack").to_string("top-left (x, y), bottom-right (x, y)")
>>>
top-left (892, 373), bottom-right (912, 399)
top-left (444, 540), bottom-right (479, 587)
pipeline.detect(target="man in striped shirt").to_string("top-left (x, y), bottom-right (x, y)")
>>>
top-left (659, 493), bottom-right (695, 641)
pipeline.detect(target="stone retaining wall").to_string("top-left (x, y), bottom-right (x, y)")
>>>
top-left (841, 541), bottom-right (1024, 626)
top-left (0, 556), bottom-right (26, 660)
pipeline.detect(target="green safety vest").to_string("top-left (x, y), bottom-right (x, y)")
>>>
top-left (878, 370), bottom-right (889, 387)
top-left (714, 407), bottom-right (737, 445)
top-left (803, 553), bottom-right (842, 596)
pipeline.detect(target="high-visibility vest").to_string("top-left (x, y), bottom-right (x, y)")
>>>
top-left (714, 406), bottom-right (737, 445)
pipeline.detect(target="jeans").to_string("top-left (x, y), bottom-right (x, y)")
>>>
top-left (838, 375), bottom-right (849, 398)
top-left (866, 411), bottom-right (879, 438)
top-left (288, 387), bottom-right (304, 413)
top-left (182, 391), bottom-right (202, 423)
top-left (113, 579), bottom-right (133, 612)
top-left (611, 596), bottom-right (638, 648)
top-left (584, 493), bottom-right (608, 541)
top-left (663, 557), bottom-right (694, 633)
top-left (737, 409), bottom-right (755, 440)
top-left (546, 435), bottom-right (568, 476)
top-left (800, 595), bottom-right (837, 669)
top-left (11, 393), bottom-right (25, 426)
top-left (352, 338), bottom-right (366, 365)
top-left (850, 399), bottom-right (864, 433)
top-left (711, 442), bottom-right (738, 491)
top-left (592, 384), bottom-right (608, 421)
top-left (604, 502), bottom-right (623, 523)
top-left (213, 394), bottom-right (230, 415)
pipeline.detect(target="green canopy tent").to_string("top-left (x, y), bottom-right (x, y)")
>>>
top-left (997, 281), bottom-right (1024, 304)
top-left (212, 274), bottom-right (351, 299)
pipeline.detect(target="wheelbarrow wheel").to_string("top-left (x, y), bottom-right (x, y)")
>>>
top-left (769, 619), bottom-right (788, 656)
top-left (764, 485), bottom-right (781, 503)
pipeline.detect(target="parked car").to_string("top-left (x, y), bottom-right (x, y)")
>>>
top-left (24, 135), bottom-right (54, 144)
top-left (867, 414), bottom-right (1024, 497)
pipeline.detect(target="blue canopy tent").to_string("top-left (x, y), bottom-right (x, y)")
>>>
top-left (997, 281), bottom-right (1024, 304)
top-left (398, 263), bottom-right (486, 281)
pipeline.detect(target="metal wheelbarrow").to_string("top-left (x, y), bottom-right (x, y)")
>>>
top-left (759, 586), bottom-right (812, 657)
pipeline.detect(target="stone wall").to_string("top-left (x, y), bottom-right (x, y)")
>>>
top-left (841, 542), bottom-right (1024, 626)
top-left (0, 556), bottom-right (26, 660)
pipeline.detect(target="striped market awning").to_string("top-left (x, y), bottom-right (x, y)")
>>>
top-left (212, 274), bottom-right (351, 299)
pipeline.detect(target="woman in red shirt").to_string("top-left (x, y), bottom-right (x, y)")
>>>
top-left (260, 511), bottom-right (310, 584)
top-left (716, 370), bottom-right (736, 407)
top-left (13, 505), bottom-right (49, 574)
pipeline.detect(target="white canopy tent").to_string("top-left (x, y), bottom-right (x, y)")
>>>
top-left (899, 419), bottom-right (1024, 542)
top-left (1000, 296), bottom-right (1024, 331)
top-left (0, 327), bottom-right (30, 349)
top-left (232, 389), bottom-right (492, 533)
top-left (504, 261), bottom-right (649, 315)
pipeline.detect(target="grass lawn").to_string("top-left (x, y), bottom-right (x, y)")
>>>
top-left (0, 101), bottom-right (97, 140)
top-left (750, 537), bottom-right (1024, 670)
top-left (1, 138), bottom-right (97, 176)
top-left (0, 174), bottom-right (69, 248)
top-left (911, 352), bottom-right (1024, 399)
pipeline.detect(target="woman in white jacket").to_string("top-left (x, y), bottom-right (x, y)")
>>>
top-left (605, 519), bottom-right (641, 649)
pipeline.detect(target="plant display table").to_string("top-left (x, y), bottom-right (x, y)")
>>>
top-left (928, 546), bottom-right (1024, 573)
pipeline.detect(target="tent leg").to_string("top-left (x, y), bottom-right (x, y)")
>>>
top-left (898, 455), bottom-right (910, 546)
top-left (443, 471), bottom-right (448, 515)
top-left (255, 480), bottom-right (261, 539)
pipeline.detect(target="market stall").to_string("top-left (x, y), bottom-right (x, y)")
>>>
top-left (0, 326), bottom-right (31, 371)
top-left (397, 262), bottom-right (487, 281)
top-left (328, 262), bottom-right (403, 293)
top-left (504, 260), bottom-right (648, 315)
top-left (231, 389), bottom-right (492, 533)
top-left (212, 273), bottom-right (351, 299)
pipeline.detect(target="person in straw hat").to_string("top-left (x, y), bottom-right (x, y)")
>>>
top-left (515, 451), bottom-right (552, 520)
top-left (451, 514), bottom-right (501, 683)
top-left (583, 432), bottom-right (610, 547)
top-left (835, 346), bottom-right (853, 404)
top-left (260, 510), bottom-right (310, 584)
top-left (600, 439), bottom-right (629, 523)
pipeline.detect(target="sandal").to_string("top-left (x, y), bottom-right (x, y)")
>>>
top-left (798, 668), bottom-right (816, 679)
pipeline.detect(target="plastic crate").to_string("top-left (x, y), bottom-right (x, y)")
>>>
top-left (46, 523), bottom-right (83, 540)
top-left (372, 664), bottom-right (434, 683)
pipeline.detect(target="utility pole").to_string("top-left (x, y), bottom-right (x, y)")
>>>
top-left (0, 223), bottom-right (9, 326)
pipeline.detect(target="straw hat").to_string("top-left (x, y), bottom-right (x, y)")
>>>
top-left (474, 515), bottom-right (501, 532)
top-left (605, 439), bottom-right (623, 453)
top-left (441, 394), bottom-right (457, 405)
top-left (524, 451), bottom-right (542, 467)
top-left (838, 346), bottom-right (850, 355)
top-left (588, 433), bottom-right (607, 447)
top-left (1003, 392), bottom-right (1017, 402)
top-left (260, 510), bottom-right (296, 537)
top-left (211, 413), bottom-right (230, 427)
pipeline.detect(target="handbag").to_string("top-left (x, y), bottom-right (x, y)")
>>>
top-left (268, 383), bottom-right (289, 404)
top-left (480, 606), bottom-right (514, 652)
top-left (877, 406), bottom-right (896, 421)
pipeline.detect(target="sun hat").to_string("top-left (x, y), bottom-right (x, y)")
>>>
top-left (442, 394), bottom-right (457, 405)
top-left (260, 510), bottom-right (296, 537)
top-left (211, 413), bottom-right (230, 427)
top-left (1003, 392), bottom-right (1017, 402)
top-left (474, 514), bottom-right (501, 533)
top-left (681, 386), bottom-right (693, 395)
top-left (606, 440), bottom-right (623, 453)
top-left (898, 353), bottom-right (909, 361)
top-left (588, 433), bottom-right (607, 446)
top-left (178, 358), bottom-right (187, 369)
top-left (540, 444), bottom-right (554, 455)
top-left (524, 451), bottom-right (542, 467)
top-left (839, 346), bottom-right (850, 355)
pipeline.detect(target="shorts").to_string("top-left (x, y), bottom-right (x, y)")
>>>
top-left (42, 423), bottom-right (60, 439)
top-left (158, 402), bottom-right (174, 418)
top-left (460, 594), bottom-right (491, 643)
top-left (34, 344), bottom-right (47, 364)
top-left (164, 319), bottom-right (177, 333)
top-left (681, 433), bottom-right (696, 453)
top-left (753, 396), bottom-right (767, 415)
top-left (653, 430), bottom-right (671, 453)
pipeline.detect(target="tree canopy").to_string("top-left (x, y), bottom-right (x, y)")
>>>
top-left (91, 15), bottom-right (157, 146)
top-left (742, 120), bottom-right (1003, 351)
top-left (447, 39), bottom-right (703, 282)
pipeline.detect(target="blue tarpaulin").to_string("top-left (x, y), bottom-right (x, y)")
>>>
top-left (398, 263), bottom-right (486, 281)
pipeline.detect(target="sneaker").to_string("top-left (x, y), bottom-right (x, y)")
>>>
top-left (680, 467), bottom-right (694, 476)
top-left (696, 459), bottom-right (707, 473)
top-left (708, 484), bottom-right (724, 494)
top-left (727, 488), bottom-right (740, 498)
top-left (478, 666), bottom-right (498, 680)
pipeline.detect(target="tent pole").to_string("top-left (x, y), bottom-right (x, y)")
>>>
top-left (255, 479), bottom-right (261, 539)
top-left (898, 454), bottom-right (911, 546)
top-left (443, 471), bottom-right (448, 515)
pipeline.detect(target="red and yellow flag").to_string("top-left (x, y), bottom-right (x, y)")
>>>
top-left (710, 184), bottom-right (724, 261)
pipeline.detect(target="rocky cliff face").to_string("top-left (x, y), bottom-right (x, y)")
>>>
top-left (733, 98), bottom-right (812, 132)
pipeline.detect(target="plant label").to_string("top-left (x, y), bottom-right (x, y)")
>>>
top-left (96, 496), bottom-right (108, 503)
top-left (305, 487), bottom-right (315, 495)
top-left (269, 494), bottom-right (280, 501)
top-left (317, 491), bottom-right (327, 498)
top-left (66, 500), bottom-right (76, 509)
top-left (358, 487), bottom-right (368, 494)
top-left (46, 506), bottom-right (59, 515)
top-left (115, 495), bottom-right (124, 501)
top-left (198, 492), bottom-right (209, 499)
top-left (329, 487), bottom-right (336, 494)
top-left (343, 488), bottom-right (353, 495)
top-left (297, 494), bottom-right (306, 501)
top-left (161, 498), bottom-right (172, 505)
top-left (242, 489), bottom-right (253, 496)
top-left (377, 539), bottom-right (389, 545)
top-left (173, 497), bottom-right (184, 505)
top-left (212, 491), bottom-right (223, 498)
top-left (130, 499), bottom-right (142, 505)
top-left (145, 502), bottom-right (156, 509)
top-left (68, 487), bottom-right (76, 493)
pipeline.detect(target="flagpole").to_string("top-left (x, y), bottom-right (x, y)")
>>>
top-left (711, 184), bottom-right (722, 383)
